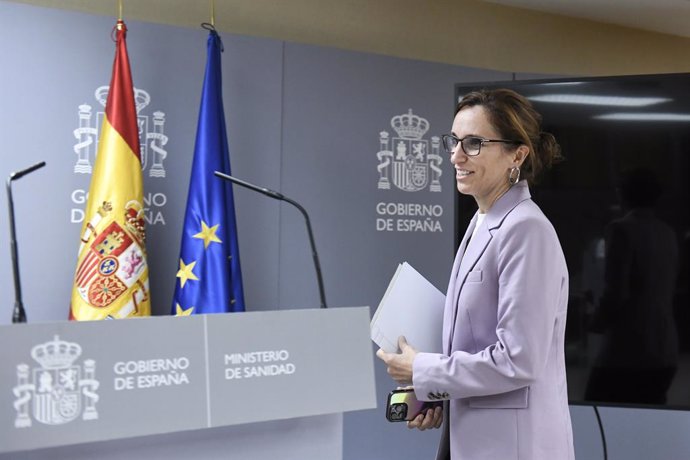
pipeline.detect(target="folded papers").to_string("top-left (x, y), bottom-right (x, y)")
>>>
top-left (370, 262), bottom-right (445, 354)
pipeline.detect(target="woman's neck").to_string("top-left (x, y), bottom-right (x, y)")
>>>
top-left (476, 183), bottom-right (512, 213)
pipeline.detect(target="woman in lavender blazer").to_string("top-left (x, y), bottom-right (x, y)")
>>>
top-left (378, 89), bottom-right (575, 460)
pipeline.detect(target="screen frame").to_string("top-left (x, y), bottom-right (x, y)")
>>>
top-left (452, 73), bottom-right (690, 411)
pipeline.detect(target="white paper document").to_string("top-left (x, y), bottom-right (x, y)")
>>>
top-left (370, 262), bottom-right (445, 354)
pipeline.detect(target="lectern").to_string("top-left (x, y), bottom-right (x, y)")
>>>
top-left (0, 307), bottom-right (376, 459)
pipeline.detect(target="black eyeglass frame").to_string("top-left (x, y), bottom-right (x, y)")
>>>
top-left (441, 134), bottom-right (520, 156)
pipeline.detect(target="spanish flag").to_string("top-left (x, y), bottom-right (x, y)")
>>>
top-left (70, 21), bottom-right (150, 320)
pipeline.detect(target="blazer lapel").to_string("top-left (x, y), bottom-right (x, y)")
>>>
top-left (455, 219), bottom-right (491, 293)
top-left (445, 218), bottom-right (492, 353)
top-left (444, 213), bottom-right (479, 354)
top-left (455, 214), bottom-right (477, 270)
top-left (454, 181), bottom-right (532, 299)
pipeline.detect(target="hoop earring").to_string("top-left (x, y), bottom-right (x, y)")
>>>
top-left (508, 166), bottom-right (521, 185)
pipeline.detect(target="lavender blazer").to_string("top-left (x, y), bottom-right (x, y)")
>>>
top-left (413, 181), bottom-right (574, 460)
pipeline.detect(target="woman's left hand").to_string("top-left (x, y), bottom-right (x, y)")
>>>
top-left (376, 336), bottom-right (418, 385)
top-left (408, 405), bottom-right (443, 431)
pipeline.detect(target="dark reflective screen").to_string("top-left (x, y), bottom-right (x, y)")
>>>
top-left (455, 74), bottom-right (690, 409)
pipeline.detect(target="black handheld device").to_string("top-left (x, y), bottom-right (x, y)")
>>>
top-left (386, 388), bottom-right (442, 422)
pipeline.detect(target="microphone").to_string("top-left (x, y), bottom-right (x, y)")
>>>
top-left (6, 161), bottom-right (46, 323)
top-left (214, 171), bottom-right (327, 309)
top-left (10, 161), bottom-right (47, 181)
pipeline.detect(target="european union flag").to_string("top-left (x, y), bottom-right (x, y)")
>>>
top-left (172, 30), bottom-right (245, 315)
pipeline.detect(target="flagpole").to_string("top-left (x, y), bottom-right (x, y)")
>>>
top-left (210, 0), bottom-right (215, 27)
top-left (118, 0), bottom-right (123, 21)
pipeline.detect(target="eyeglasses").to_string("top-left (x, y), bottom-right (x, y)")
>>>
top-left (441, 134), bottom-right (519, 156)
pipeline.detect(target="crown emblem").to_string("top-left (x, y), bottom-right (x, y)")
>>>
top-left (124, 200), bottom-right (147, 244)
top-left (30, 336), bottom-right (82, 369)
top-left (391, 109), bottom-right (429, 140)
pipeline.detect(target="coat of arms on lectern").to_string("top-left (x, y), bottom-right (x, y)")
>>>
top-left (13, 336), bottom-right (100, 428)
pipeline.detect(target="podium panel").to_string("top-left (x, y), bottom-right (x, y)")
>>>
top-left (1, 414), bottom-right (343, 460)
top-left (0, 307), bottom-right (376, 453)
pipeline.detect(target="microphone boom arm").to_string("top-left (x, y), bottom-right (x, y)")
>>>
top-left (213, 171), bottom-right (328, 309)
top-left (6, 161), bottom-right (46, 323)
top-left (6, 177), bottom-right (25, 323)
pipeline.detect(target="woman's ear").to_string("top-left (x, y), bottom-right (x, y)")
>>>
top-left (514, 145), bottom-right (529, 166)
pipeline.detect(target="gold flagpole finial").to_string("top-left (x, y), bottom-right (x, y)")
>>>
top-left (211, 0), bottom-right (215, 27)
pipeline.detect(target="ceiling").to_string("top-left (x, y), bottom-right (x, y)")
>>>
top-left (483, 0), bottom-right (690, 38)
top-left (11, 0), bottom-right (690, 39)
top-left (8, 0), bottom-right (690, 76)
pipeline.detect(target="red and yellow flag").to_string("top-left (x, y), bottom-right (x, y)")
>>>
top-left (70, 21), bottom-right (151, 320)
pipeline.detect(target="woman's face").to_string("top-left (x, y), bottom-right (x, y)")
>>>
top-left (450, 105), bottom-right (520, 212)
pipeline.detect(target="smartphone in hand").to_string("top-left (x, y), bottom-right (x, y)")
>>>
top-left (386, 388), bottom-right (442, 422)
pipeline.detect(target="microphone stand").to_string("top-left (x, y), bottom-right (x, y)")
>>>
top-left (214, 171), bottom-right (327, 309)
top-left (6, 161), bottom-right (46, 323)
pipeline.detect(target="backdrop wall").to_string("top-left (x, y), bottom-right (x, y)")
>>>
top-left (1, 2), bottom-right (689, 459)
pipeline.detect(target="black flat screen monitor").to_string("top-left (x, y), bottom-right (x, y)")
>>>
top-left (454, 74), bottom-right (690, 410)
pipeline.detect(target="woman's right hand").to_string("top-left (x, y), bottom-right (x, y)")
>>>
top-left (407, 405), bottom-right (443, 430)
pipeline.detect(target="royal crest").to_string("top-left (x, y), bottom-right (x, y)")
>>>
top-left (74, 201), bottom-right (148, 314)
top-left (376, 109), bottom-right (443, 192)
top-left (13, 336), bottom-right (99, 428)
top-left (73, 86), bottom-right (168, 177)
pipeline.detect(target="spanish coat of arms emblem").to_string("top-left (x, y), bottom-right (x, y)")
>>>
top-left (376, 109), bottom-right (443, 192)
top-left (13, 336), bottom-right (99, 427)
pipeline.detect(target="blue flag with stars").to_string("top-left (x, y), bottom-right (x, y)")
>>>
top-left (172, 30), bottom-right (245, 316)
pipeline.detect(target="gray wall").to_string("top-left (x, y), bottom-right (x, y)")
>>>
top-left (1, 1), bottom-right (689, 459)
